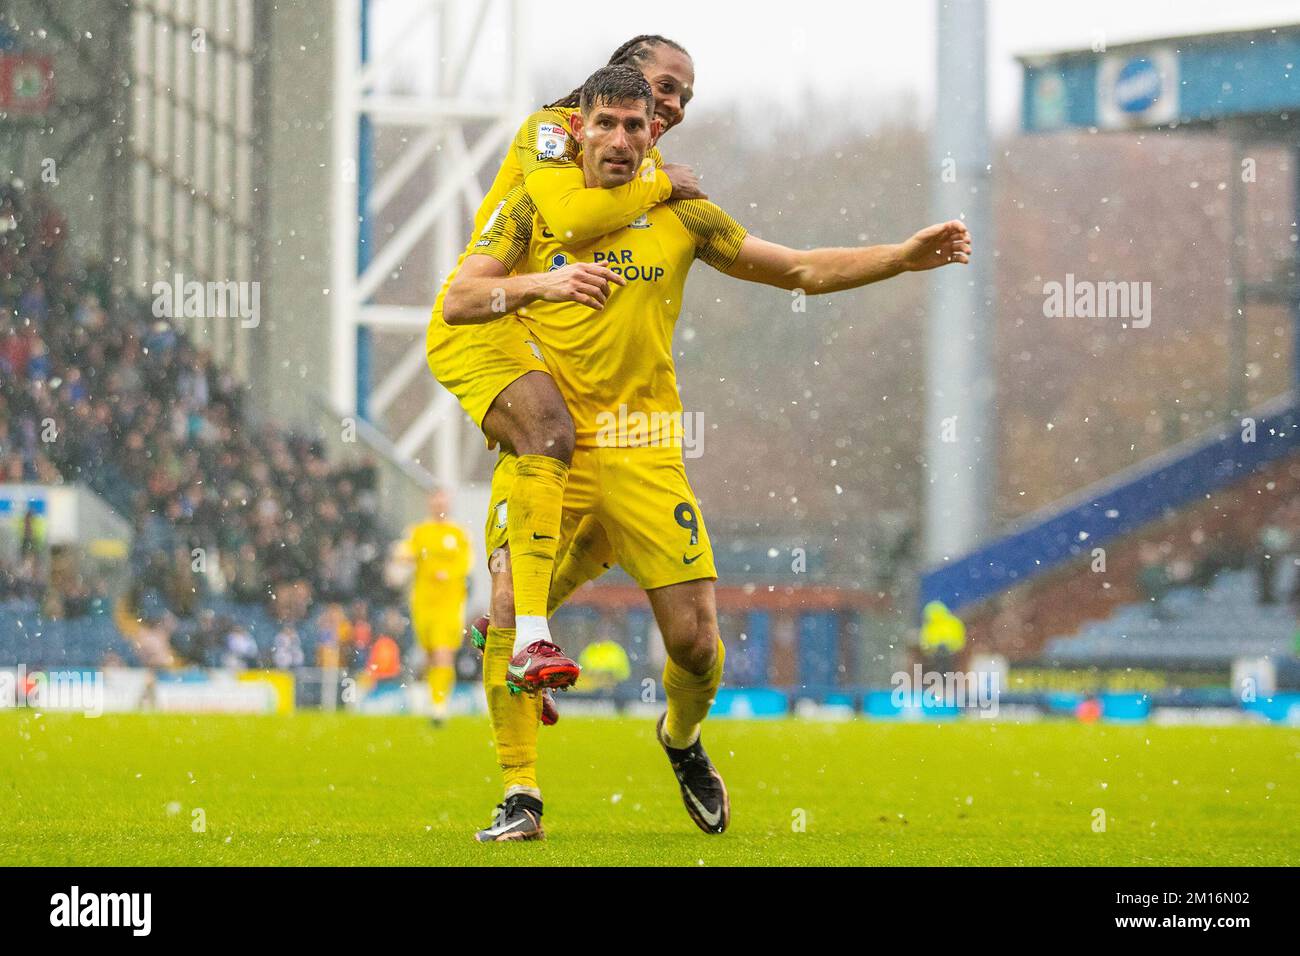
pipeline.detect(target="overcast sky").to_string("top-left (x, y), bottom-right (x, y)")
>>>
top-left (375, 0), bottom-right (1300, 132)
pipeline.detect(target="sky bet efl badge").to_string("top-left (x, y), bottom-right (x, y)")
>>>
top-left (536, 122), bottom-right (568, 160)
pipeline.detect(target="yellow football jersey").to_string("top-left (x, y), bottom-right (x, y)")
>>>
top-left (406, 520), bottom-right (472, 595)
top-left (426, 107), bottom-right (670, 351)
top-left (470, 186), bottom-right (748, 448)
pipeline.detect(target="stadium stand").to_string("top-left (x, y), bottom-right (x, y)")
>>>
top-left (1046, 568), bottom-right (1298, 665)
top-left (921, 401), bottom-right (1300, 680)
top-left (0, 181), bottom-right (407, 668)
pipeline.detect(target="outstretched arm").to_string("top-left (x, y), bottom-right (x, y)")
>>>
top-left (723, 220), bottom-right (972, 292)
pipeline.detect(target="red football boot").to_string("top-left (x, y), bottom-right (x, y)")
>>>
top-left (474, 615), bottom-right (563, 725)
top-left (505, 640), bottom-right (580, 694)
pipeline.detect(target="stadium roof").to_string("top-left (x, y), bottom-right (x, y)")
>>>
top-left (1014, 22), bottom-right (1300, 64)
top-left (1017, 22), bottom-right (1300, 134)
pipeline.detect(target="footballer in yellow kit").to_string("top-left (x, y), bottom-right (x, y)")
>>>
top-left (445, 62), bottom-right (972, 842)
top-left (408, 517), bottom-right (471, 649)
top-left (402, 489), bottom-right (472, 721)
top-left (425, 39), bottom-right (700, 727)
top-left (470, 181), bottom-right (747, 590)
top-left (424, 99), bottom-right (675, 701)
top-left (426, 107), bottom-right (672, 431)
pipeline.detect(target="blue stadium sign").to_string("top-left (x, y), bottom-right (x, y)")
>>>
top-left (1019, 26), bottom-right (1300, 133)
top-left (1113, 56), bottom-right (1162, 113)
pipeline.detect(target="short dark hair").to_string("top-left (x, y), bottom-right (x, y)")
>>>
top-left (579, 64), bottom-right (654, 117)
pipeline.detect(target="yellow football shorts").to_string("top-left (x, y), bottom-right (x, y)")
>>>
top-left (426, 311), bottom-right (550, 430)
top-left (485, 444), bottom-right (717, 592)
top-left (410, 596), bottom-right (467, 651)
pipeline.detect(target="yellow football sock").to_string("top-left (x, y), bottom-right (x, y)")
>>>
top-left (662, 640), bottom-right (725, 749)
top-left (427, 664), bottom-right (454, 718)
top-left (548, 516), bottom-right (614, 614)
top-left (483, 626), bottom-right (542, 793)
top-left (508, 455), bottom-right (568, 624)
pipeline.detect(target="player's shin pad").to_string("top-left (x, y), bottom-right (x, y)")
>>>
top-left (662, 640), bottom-right (725, 749)
top-left (507, 454), bottom-right (568, 620)
top-left (483, 626), bottom-right (543, 791)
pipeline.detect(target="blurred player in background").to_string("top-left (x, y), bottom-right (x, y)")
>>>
top-left (395, 488), bottom-right (473, 725)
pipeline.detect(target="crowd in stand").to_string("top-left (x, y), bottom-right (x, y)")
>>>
top-left (1254, 500), bottom-right (1300, 609)
top-left (121, 597), bottom-right (411, 677)
top-left (1133, 500), bottom-right (1300, 620)
top-left (0, 181), bottom-right (410, 665)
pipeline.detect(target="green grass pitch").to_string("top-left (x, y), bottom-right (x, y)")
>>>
top-left (3, 711), bottom-right (1297, 866)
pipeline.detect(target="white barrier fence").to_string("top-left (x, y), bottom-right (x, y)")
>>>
top-left (0, 666), bottom-right (489, 717)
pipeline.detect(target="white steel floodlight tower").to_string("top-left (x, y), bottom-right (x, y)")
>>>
top-left (330, 0), bottom-right (529, 491)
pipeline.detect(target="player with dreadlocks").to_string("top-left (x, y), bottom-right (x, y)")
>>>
top-left (425, 37), bottom-right (698, 737)
top-left (447, 64), bottom-right (971, 841)
top-left (544, 34), bottom-right (691, 111)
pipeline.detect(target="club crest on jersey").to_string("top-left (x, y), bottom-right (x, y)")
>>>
top-left (548, 253), bottom-right (569, 272)
top-left (536, 122), bottom-right (568, 160)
